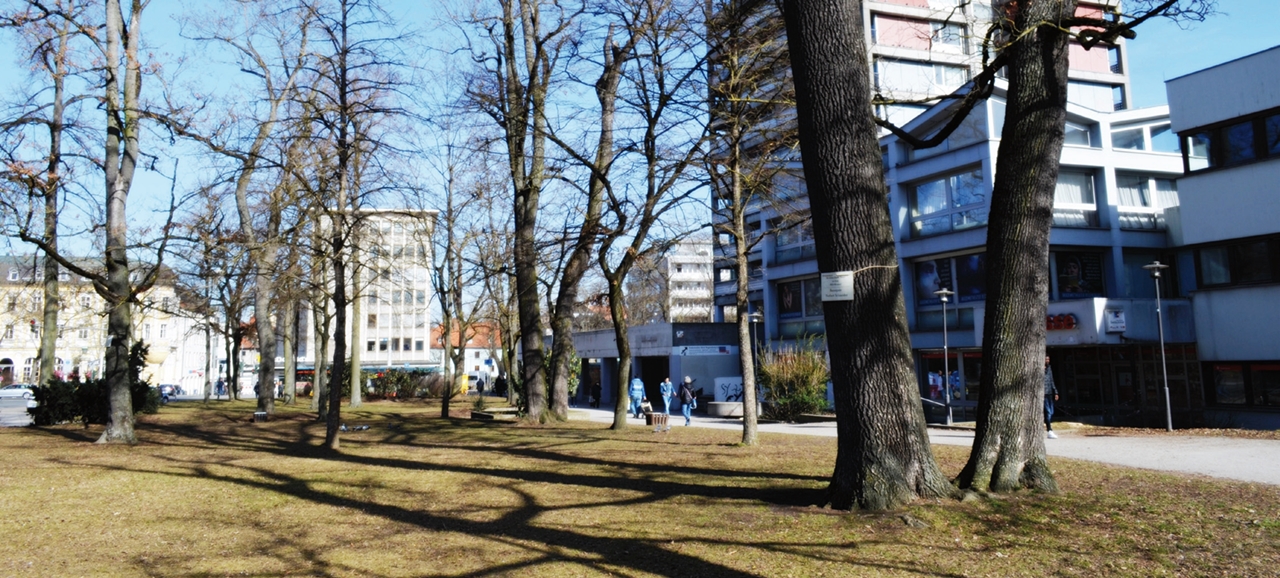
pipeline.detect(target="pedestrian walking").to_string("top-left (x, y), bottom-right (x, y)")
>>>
top-left (628, 377), bottom-right (646, 418)
top-left (678, 377), bottom-right (696, 426)
top-left (1045, 355), bottom-right (1059, 439)
top-left (660, 377), bottom-right (675, 415)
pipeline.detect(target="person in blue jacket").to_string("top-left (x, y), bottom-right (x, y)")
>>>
top-left (659, 377), bottom-right (675, 415)
top-left (628, 377), bottom-right (646, 418)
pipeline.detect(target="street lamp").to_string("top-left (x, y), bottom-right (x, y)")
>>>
top-left (1143, 260), bottom-right (1173, 432)
top-left (747, 312), bottom-right (763, 365)
top-left (934, 287), bottom-right (955, 426)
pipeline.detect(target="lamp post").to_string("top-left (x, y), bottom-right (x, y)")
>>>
top-left (1143, 261), bottom-right (1173, 431)
top-left (747, 311), bottom-right (763, 367)
top-left (934, 287), bottom-right (955, 426)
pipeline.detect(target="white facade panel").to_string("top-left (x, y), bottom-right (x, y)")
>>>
top-left (1166, 46), bottom-right (1280, 133)
top-left (1192, 285), bottom-right (1280, 361)
top-left (1174, 161), bottom-right (1280, 246)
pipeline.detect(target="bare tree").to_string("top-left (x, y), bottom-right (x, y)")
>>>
top-left (704, 0), bottom-right (798, 445)
top-left (463, 0), bottom-right (581, 423)
top-left (955, 0), bottom-right (1213, 493)
top-left (779, 0), bottom-right (955, 509)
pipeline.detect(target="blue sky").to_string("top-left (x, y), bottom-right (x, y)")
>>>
top-left (1125, 0), bottom-right (1280, 108)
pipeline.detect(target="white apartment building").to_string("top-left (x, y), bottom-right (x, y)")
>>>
top-left (663, 240), bottom-right (715, 322)
top-left (1166, 45), bottom-right (1280, 428)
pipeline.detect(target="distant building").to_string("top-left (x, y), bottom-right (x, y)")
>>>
top-left (0, 257), bottom-right (207, 391)
top-left (663, 239), bottom-right (714, 322)
top-left (1165, 45), bottom-right (1280, 428)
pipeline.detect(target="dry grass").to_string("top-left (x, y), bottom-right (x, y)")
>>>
top-left (1, 399), bottom-right (1277, 577)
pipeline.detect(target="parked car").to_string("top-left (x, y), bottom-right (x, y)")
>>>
top-left (0, 383), bottom-right (35, 400)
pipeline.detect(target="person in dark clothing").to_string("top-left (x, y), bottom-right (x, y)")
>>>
top-left (1044, 356), bottom-right (1059, 439)
top-left (591, 381), bottom-right (602, 408)
top-left (678, 378), bottom-right (696, 426)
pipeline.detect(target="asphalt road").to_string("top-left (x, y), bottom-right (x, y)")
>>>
top-left (575, 407), bottom-right (1280, 486)
top-left (0, 398), bottom-right (34, 427)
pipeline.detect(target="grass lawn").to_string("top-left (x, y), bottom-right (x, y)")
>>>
top-left (1, 399), bottom-right (1277, 577)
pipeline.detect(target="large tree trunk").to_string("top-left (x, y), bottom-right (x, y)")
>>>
top-left (781, 0), bottom-right (953, 509)
top-left (956, 0), bottom-right (1073, 494)
top-left (97, 0), bottom-right (143, 444)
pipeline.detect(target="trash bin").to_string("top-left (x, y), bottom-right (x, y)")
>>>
top-left (253, 411), bottom-right (268, 423)
top-left (649, 412), bottom-right (669, 432)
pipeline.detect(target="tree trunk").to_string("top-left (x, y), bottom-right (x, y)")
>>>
top-left (283, 299), bottom-right (297, 404)
top-left (956, 0), bottom-right (1073, 494)
top-left (781, 0), bottom-right (953, 509)
top-left (349, 267), bottom-right (362, 408)
top-left (97, 0), bottom-right (143, 444)
top-left (608, 278), bottom-right (633, 430)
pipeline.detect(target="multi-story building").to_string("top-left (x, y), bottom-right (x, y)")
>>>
top-left (0, 257), bottom-right (208, 390)
top-left (710, 2), bottom-right (1211, 426)
top-left (663, 239), bottom-right (715, 322)
top-left (294, 209), bottom-right (441, 376)
top-left (1165, 45), bottom-right (1280, 428)
top-left (713, 0), bottom-right (1134, 320)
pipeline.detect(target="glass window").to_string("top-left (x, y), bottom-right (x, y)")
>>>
top-left (1150, 124), bottom-right (1179, 153)
top-left (1186, 132), bottom-right (1211, 170)
top-left (1211, 365), bottom-right (1246, 405)
top-left (1198, 246), bottom-right (1231, 285)
top-left (1224, 121), bottom-right (1256, 165)
top-left (391, 338), bottom-right (400, 351)
top-left (1054, 171), bottom-right (1095, 204)
top-left (1254, 365), bottom-right (1280, 407)
top-left (1114, 174), bottom-right (1150, 207)
top-left (415, 340), bottom-right (424, 351)
top-left (367, 340), bottom-right (375, 352)
top-left (931, 22), bottom-right (966, 52)
top-left (914, 180), bottom-right (948, 216)
top-left (911, 169), bottom-right (986, 236)
top-left (778, 281), bottom-right (803, 318)
top-left (1063, 121), bottom-right (1093, 147)
top-left (1234, 241), bottom-right (1275, 284)
top-left (1267, 114), bottom-right (1280, 156)
top-left (367, 314), bottom-right (377, 329)
top-left (803, 278), bottom-right (823, 317)
top-left (1111, 128), bottom-right (1145, 150)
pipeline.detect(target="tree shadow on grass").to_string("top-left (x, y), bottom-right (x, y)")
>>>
top-left (29, 412), bottom-right (982, 577)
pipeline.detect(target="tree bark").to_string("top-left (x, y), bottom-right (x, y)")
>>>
top-left (97, 0), bottom-right (143, 444)
top-left (781, 0), bottom-right (953, 509)
top-left (956, 0), bottom-right (1074, 494)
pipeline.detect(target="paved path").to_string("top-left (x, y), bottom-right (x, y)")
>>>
top-left (572, 407), bottom-right (1280, 486)
top-left (0, 399), bottom-right (33, 427)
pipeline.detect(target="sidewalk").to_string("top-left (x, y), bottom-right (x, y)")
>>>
top-left (572, 407), bottom-right (1280, 486)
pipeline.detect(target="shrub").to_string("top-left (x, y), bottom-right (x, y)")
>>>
top-left (28, 342), bottom-right (155, 426)
top-left (758, 340), bottom-right (830, 422)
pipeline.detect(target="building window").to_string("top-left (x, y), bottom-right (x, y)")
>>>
top-left (1206, 363), bottom-right (1280, 407)
top-left (161, 296), bottom-right (171, 310)
top-left (79, 328), bottom-right (89, 339)
top-left (930, 21), bottom-right (966, 53)
top-left (7, 296), bottom-right (14, 312)
top-left (81, 295), bottom-right (91, 308)
top-left (415, 340), bottom-right (424, 351)
top-left (775, 278), bottom-right (825, 339)
top-left (3, 325), bottom-right (12, 339)
top-left (379, 339), bottom-right (388, 351)
top-left (416, 290), bottom-right (426, 305)
top-left (1195, 236), bottom-right (1280, 288)
top-left (1052, 170), bottom-right (1098, 228)
top-left (367, 340), bottom-right (375, 352)
top-left (393, 291), bottom-right (402, 305)
top-left (143, 324), bottom-right (151, 340)
top-left (1053, 252), bottom-right (1106, 299)
top-left (1063, 120), bottom-right (1096, 147)
top-left (402, 338), bottom-right (412, 351)
top-left (909, 168), bottom-right (987, 237)
top-left (1115, 173), bottom-right (1178, 230)
top-left (6, 269), bottom-right (17, 281)
top-left (391, 338), bottom-right (400, 351)
top-left (367, 314), bottom-right (377, 329)
top-left (159, 324), bottom-right (167, 340)
top-left (368, 291), bottom-right (378, 305)
top-left (1183, 110), bottom-right (1280, 172)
